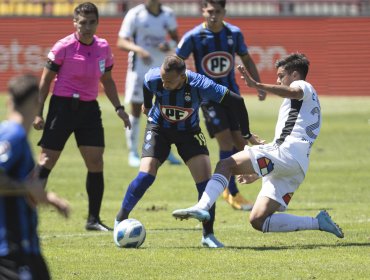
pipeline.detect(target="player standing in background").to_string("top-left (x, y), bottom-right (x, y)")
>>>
top-left (117, 0), bottom-right (181, 167)
top-left (115, 56), bottom-right (260, 248)
top-left (33, 2), bottom-right (131, 232)
top-left (0, 74), bottom-right (70, 280)
top-left (176, 0), bottom-right (266, 211)
top-left (173, 53), bottom-right (344, 239)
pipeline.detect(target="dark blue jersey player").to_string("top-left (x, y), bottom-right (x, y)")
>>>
top-left (114, 55), bottom-right (255, 248)
top-left (176, 0), bottom-right (266, 211)
top-left (0, 74), bottom-right (69, 280)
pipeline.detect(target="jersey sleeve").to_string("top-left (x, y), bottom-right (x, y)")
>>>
top-left (105, 43), bottom-right (114, 70)
top-left (190, 72), bottom-right (228, 103)
top-left (290, 80), bottom-right (308, 101)
top-left (47, 40), bottom-right (66, 66)
top-left (176, 31), bottom-right (194, 60)
top-left (166, 9), bottom-right (178, 31)
top-left (118, 9), bottom-right (136, 39)
top-left (235, 29), bottom-right (248, 56)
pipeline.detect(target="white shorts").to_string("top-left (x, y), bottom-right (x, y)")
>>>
top-left (124, 71), bottom-right (144, 104)
top-left (247, 143), bottom-right (305, 211)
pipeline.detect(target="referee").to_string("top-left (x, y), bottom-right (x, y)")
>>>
top-left (33, 2), bottom-right (131, 231)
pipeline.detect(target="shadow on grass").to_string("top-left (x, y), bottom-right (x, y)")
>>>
top-left (147, 242), bottom-right (370, 250)
top-left (225, 242), bottom-right (370, 251)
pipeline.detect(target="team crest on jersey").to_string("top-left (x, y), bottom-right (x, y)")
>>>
top-left (99, 59), bottom-right (105, 73)
top-left (184, 91), bottom-right (191, 102)
top-left (160, 105), bottom-right (194, 123)
top-left (201, 51), bottom-right (233, 78)
top-left (257, 156), bottom-right (274, 176)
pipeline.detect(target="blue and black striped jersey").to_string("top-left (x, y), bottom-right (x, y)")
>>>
top-left (176, 22), bottom-right (248, 94)
top-left (144, 67), bottom-right (228, 131)
top-left (0, 121), bottom-right (39, 256)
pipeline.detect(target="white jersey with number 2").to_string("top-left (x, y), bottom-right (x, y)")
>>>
top-left (274, 80), bottom-right (321, 174)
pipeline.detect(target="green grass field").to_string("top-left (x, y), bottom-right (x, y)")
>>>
top-left (2, 95), bottom-right (370, 279)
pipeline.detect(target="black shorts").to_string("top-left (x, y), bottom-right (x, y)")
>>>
top-left (0, 254), bottom-right (50, 280)
top-left (201, 101), bottom-right (241, 138)
top-left (38, 95), bottom-right (105, 151)
top-left (141, 124), bottom-right (209, 163)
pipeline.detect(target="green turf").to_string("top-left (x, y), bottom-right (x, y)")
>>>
top-left (2, 95), bottom-right (370, 279)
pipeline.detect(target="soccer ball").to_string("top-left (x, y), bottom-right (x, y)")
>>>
top-left (113, 218), bottom-right (146, 248)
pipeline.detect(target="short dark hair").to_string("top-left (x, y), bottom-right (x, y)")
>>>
top-left (162, 56), bottom-right (186, 74)
top-left (74, 2), bottom-right (99, 22)
top-left (275, 53), bottom-right (310, 80)
top-left (202, 0), bottom-right (226, 8)
top-left (8, 74), bottom-right (38, 108)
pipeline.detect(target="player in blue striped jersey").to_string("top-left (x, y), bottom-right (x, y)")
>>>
top-left (0, 74), bottom-right (69, 279)
top-left (176, 0), bottom-right (265, 211)
top-left (115, 55), bottom-right (260, 248)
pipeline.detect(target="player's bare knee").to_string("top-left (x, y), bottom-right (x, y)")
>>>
top-left (249, 214), bottom-right (264, 231)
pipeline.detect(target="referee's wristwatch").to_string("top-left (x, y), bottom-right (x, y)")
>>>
top-left (115, 105), bottom-right (125, 113)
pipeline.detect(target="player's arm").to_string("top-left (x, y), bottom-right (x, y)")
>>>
top-left (117, 37), bottom-right (152, 65)
top-left (100, 70), bottom-right (131, 129)
top-left (159, 29), bottom-right (179, 52)
top-left (0, 170), bottom-right (69, 217)
top-left (142, 83), bottom-right (154, 116)
top-left (238, 65), bottom-right (303, 100)
top-left (240, 53), bottom-right (266, 101)
top-left (220, 90), bottom-right (264, 145)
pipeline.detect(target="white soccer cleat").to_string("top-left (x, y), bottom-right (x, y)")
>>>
top-left (316, 210), bottom-right (344, 238)
top-left (172, 207), bottom-right (210, 222)
top-left (201, 234), bottom-right (224, 248)
top-left (128, 151), bottom-right (140, 167)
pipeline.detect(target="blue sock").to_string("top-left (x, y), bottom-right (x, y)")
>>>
top-left (116, 172), bottom-right (155, 221)
top-left (220, 150), bottom-right (239, 196)
top-left (196, 180), bottom-right (215, 236)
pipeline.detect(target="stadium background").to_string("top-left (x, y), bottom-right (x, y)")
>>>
top-left (1, 1), bottom-right (370, 96)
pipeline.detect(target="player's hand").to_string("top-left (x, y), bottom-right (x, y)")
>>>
top-left (117, 110), bottom-right (131, 129)
top-left (25, 178), bottom-right (70, 218)
top-left (141, 104), bottom-right (150, 116)
top-left (237, 174), bottom-right (260, 184)
top-left (158, 42), bottom-right (171, 52)
top-left (247, 133), bottom-right (265, 145)
top-left (237, 65), bottom-right (257, 88)
top-left (138, 49), bottom-right (153, 65)
top-left (33, 116), bottom-right (45, 130)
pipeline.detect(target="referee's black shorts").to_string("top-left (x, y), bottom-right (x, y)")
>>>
top-left (38, 95), bottom-right (105, 151)
top-left (141, 124), bottom-right (209, 164)
top-left (201, 101), bottom-right (241, 138)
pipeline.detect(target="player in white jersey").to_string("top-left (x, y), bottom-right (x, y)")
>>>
top-left (117, 0), bottom-right (181, 167)
top-left (173, 53), bottom-right (344, 240)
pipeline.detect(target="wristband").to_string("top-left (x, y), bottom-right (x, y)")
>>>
top-left (115, 105), bottom-right (125, 113)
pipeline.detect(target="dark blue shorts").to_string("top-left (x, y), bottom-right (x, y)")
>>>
top-left (0, 254), bottom-right (50, 280)
top-left (38, 95), bottom-right (105, 151)
top-left (201, 101), bottom-right (241, 138)
top-left (141, 124), bottom-right (209, 164)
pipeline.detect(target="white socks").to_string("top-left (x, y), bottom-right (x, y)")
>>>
top-left (196, 174), bottom-right (229, 210)
top-left (126, 115), bottom-right (140, 153)
top-left (262, 213), bottom-right (319, 233)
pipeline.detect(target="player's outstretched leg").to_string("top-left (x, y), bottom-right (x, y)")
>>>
top-left (316, 210), bottom-right (344, 238)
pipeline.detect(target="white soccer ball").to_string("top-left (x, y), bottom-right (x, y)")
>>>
top-left (113, 218), bottom-right (146, 248)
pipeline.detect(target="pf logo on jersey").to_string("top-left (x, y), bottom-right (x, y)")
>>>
top-left (201, 51), bottom-right (233, 79)
top-left (160, 105), bottom-right (194, 123)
